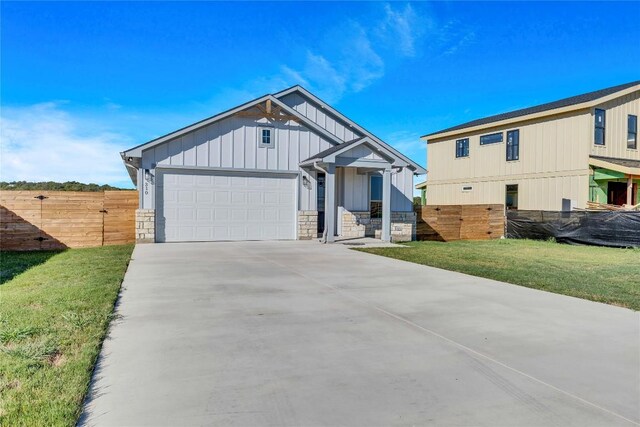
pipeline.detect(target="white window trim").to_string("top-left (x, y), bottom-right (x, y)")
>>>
top-left (258, 126), bottom-right (276, 149)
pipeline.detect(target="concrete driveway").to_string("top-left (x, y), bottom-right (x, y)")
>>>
top-left (81, 241), bottom-right (639, 426)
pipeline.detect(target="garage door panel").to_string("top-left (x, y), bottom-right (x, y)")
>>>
top-left (157, 170), bottom-right (296, 242)
top-left (231, 193), bottom-right (246, 204)
top-left (248, 192), bottom-right (262, 204)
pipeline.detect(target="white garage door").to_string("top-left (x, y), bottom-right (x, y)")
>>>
top-left (156, 169), bottom-right (297, 242)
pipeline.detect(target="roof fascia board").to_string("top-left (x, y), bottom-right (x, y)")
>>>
top-left (276, 86), bottom-right (426, 174)
top-left (325, 138), bottom-right (401, 165)
top-left (123, 94), bottom-right (272, 157)
top-left (267, 96), bottom-right (342, 146)
top-left (424, 85), bottom-right (640, 143)
top-left (589, 157), bottom-right (640, 176)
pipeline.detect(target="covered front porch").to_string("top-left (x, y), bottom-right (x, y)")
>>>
top-left (589, 156), bottom-right (640, 207)
top-left (300, 137), bottom-right (416, 243)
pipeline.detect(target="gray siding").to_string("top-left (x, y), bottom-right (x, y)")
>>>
top-left (339, 145), bottom-right (384, 161)
top-left (339, 167), bottom-right (414, 212)
top-left (279, 92), bottom-right (362, 142)
top-left (141, 116), bottom-right (334, 211)
top-left (139, 91), bottom-right (416, 215)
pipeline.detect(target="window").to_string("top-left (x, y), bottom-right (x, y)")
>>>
top-left (506, 129), bottom-right (519, 161)
top-left (594, 109), bottom-right (605, 146)
top-left (456, 138), bottom-right (469, 158)
top-left (259, 127), bottom-right (275, 148)
top-left (370, 175), bottom-right (382, 219)
top-left (628, 115), bottom-right (638, 149)
top-left (506, 184), bottom-right (518, 210)
top-left (480, 132), bottom-right (503, 145)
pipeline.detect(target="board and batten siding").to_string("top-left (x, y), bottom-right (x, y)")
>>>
top-left (426, 175), bottom-right (589, 210)
top-left (590, 91), bottom-right (640, 160)
top-left (338, 167), bottom-right (414, 212)
top-left (279, 92), bottom-right (362, 142)
top-left (425, 109), bottom-right (593, 210)
top-left (141, 116), bottom-right (334, 211)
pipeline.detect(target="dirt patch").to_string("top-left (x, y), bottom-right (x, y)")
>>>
top-left (48, 352), bottom-right (66, 367)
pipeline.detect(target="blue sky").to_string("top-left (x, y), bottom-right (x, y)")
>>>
top-left (1, 1), bottom-right (638, 189)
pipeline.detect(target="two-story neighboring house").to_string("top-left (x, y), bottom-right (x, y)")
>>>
top-left (420, 81), bottom-right (640, 210)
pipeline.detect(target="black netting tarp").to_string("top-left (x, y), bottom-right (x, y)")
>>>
top-left (507, 210), bottom-right (640, 248)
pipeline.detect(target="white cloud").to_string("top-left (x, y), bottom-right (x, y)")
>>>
top-left (439, 20), bottom-right (476, 56)
top-left (0, 103), bottom-right (134, 187)
top-left (378, 3), bottom-right (423, 57)
top-left (241, 3), bottom-right (429, 104)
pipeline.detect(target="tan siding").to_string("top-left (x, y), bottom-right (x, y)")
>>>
top-left (427, 110), bottom-right (591, 184)
top-left (424, 96), bottom-right (637, 209)
top-left (425, 174), bottom-right (589, 210)
top-left (590, 91), bottom-right (640, 160)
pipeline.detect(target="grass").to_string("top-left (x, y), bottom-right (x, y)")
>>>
top-left (357, 239), bottom-right (640, 310)
top-left (0, 244), bottom-right (134, 426)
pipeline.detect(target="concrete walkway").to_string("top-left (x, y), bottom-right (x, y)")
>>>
top-left (81, 241), bottom-right (639, 426)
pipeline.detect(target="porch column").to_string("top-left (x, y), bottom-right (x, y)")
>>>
top-left (381, 168), bottom-right (391, 242)
top-left (325, 163), bottom-right (336, 243)
top-left (627, 176), bottom-right (633, 206)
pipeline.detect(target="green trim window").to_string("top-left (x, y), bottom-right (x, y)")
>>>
top-left (594, 109), bottom-right (605, 146)
top-left (506, 130), bottom-right (519, 161)
top-left (480, 132), bottom-right (503, 145)
top-left (455, 138), bottom-right (469, 158)
top-left (628, 115), bottom-right (637, 149)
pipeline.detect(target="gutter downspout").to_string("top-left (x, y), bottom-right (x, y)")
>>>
top-left (313, 161), bottom-right (329, 244)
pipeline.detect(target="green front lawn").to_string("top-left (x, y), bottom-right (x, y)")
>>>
top-left (357, 240), bottom-right (640, 310)
top-left (0, 245), bottom-right (134, 426)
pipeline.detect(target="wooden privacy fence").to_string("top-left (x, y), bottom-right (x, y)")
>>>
top-left (0, 191), bottom-right (138, 251)
top-left (415, 204), bottom-right (505, 241)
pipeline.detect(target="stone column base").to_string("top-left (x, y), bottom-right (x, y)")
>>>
top-left (390, 211), bottom-right (416, 242)
top-left (340, 210), bottom-right (416, 242)
top-left (136, 209), bottom-right (155, 243)
top-left (298, 210), bottom-right (318, 240)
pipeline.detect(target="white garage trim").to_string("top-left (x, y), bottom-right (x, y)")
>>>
top-left (155, 164), bottom-right (301, 177)
top-left (156, 167), bottom-right (298, 242)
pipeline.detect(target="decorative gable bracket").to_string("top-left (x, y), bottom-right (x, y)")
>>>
top-left (234, 99), bottom-right (301, 123)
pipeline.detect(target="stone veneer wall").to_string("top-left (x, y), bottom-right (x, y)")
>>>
top-left (297, 210), bottom-right (318, 240)
top-left (136, 209), bottom-right (155, 243)
top-left (341, 210), bottom-right (416, 242)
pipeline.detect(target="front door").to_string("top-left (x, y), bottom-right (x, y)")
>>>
top-left (608, 182), bottom-right (628, 206)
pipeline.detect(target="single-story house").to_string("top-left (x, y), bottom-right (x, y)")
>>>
top-left (121, 86), bottom-right (425, 243)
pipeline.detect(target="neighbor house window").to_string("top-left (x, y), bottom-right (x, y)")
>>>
top-left (594, 109), bottom-right (605, 146)
top-left (506, 184), bottom-right (518, 210)
top-left (370, 175), bottom-right (382, 219)
top-left (480, 132), bottom-right (503, 145)
top-left (506, 129), bottom-right (519, 161)
top-left (456, 138), bottom-right (469, 158)
top-left (259, 127), bottom-right (275, 148)
top-left (628, 115), bottom-right (637, 149)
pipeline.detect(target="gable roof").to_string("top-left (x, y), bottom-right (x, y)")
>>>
top-left (121, 93), bottom-right (343, 158)
top-left (121, 85), bottom-right (425, 175)
top-left (423, 80), bottom-right (640, 140)
top-left (275, 85), bottom-right (425, 174)
top-left (299, 136), bottom-right (402, 168)
top-left (301, 137), bottom-right (365, 162)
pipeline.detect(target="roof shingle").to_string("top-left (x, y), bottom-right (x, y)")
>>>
top-left (423, 81), bottom-right (640, 139)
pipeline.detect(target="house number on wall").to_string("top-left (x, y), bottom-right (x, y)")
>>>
top-left (144, 181), bottom-right (149, 195)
